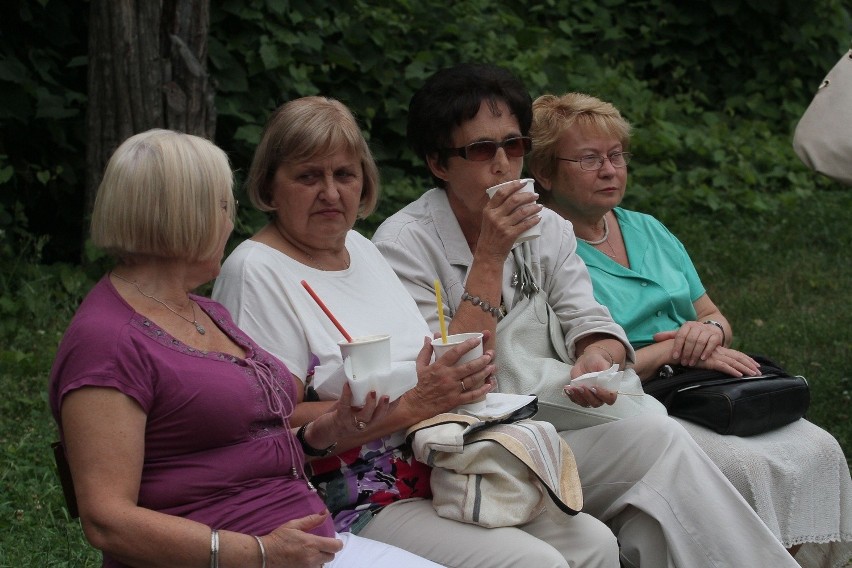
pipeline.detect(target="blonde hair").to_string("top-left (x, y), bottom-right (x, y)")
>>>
top-left (528, 93), bottom-right (631, 183)
top-left (91, 129), bottom-right (234, 263)
top-left (247, 96), bottom-right (380, 217)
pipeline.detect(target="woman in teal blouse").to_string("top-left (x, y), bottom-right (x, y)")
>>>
top-left (527, 91), bottom-right (852, 567)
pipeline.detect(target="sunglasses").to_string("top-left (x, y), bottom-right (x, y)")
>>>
top-left (441, 136), bottom-right (532, 161)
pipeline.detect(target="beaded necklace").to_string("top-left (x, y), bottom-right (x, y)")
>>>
top-left (577, 216), bottom-right (618, 259)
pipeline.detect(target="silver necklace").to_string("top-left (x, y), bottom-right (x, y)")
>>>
top-left (578, 216), bottom-right (618, 259)
top-left (112, 272), bottom-right (206, 335)
top-left (273, 221), bottom-right (350, 270)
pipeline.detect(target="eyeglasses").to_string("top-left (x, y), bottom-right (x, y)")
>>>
top-left (556, 152), bottom-right (632, 171)
top-left (442, 136), bottom-right (532, 161)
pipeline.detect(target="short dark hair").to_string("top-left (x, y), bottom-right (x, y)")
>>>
top-left (407, 64), bottom-right (532, 187)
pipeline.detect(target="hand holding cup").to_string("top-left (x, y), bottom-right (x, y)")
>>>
top-left (338, 334), bottom-right (391, 406)
top-left (431, 332), bottom-right (489, 413)
top-left (408, 332), bottom-right (495, 418)
top-left (485, 178), bottom-right (542, 246)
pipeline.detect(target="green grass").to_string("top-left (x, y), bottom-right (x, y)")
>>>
top-left (1, 190), bottom-right (849, 564)
top-left (661, 189), bottom-right (851, 457)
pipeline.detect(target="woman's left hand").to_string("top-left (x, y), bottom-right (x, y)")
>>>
top-left (332, 383), bottom-right (396, 436)
top-left (655, 321), bottom-right (724, 366)
top-left (570, 347), bottom-right (615, 378)
top-left (563, 349), bottom-right (618, 407)
top-left (563, 383), bottom-right (617, 408)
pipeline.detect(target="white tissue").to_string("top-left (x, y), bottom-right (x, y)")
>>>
top-left (570, 363), bottom-right (622, 391)
top-left (346, 361), bottom-right (418, 406)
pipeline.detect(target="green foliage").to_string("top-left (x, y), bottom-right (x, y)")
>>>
top-left (2, 0), bottom-right (850, 261)
top-left (206, 0), bottom-right (850, 241)
top-left (0, 0), bottom-right (89, 264)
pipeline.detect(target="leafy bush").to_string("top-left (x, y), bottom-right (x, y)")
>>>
top-left (1, 0), bottom-right (850, 254)
top-left (206, 0), bottom-right (850, 239)
top-left (0, 0), bottom-right (88, 263)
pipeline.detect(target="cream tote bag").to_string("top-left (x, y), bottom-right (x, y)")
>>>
top-left (494, 245), bottom-right (667, 431)
top-left (793, 48), bottom-right (852, 186)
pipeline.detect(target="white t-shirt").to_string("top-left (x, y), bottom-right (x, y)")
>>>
top-left (212, 230), bottom-right (430, 401)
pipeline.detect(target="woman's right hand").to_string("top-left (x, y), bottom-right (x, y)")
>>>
top-left (405, 333), bottom-right (496, 419)
top-left (654, 321), bottom-right (723, 366)
top-left (263, 511), bottom-right (343, 568)
top-left (478, 180), bottom-right (542, 259)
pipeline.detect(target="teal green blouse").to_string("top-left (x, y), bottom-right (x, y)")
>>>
top-left (575, 208), bottom-right (705, 348)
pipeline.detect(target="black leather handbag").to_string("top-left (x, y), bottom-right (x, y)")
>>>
top-left (643, 356), bottom-right (810, 436)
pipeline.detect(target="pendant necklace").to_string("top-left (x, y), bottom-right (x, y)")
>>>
top-left (578, 216), bottom-right (618, 259)
top-left (112, 272), bottom-right (206, 335)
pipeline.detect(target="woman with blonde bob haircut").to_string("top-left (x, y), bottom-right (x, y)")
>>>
top-left (51, 128), bottom-right (439, 568)
top-left (246, 96), bottom-right (381, 218)
top-left (91, 129), bottom-right (236, 263)
top-left (528, 91), bottom-right (852, 567)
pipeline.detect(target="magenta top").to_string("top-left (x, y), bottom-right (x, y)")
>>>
top-left (49, 276), bottom-right (334, 567)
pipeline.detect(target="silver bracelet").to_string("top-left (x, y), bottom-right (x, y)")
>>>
top-left (210, 529), bottom-right (219, 568)
top-left (254, 535), bottom-right (267, 568)
top-left (461, 291), bottom-right (505, 320)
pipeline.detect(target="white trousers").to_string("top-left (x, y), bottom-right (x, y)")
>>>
top-left (561, 414), bottom-right (801, 568)
top-left (360, 499), bottom-right (619, 567)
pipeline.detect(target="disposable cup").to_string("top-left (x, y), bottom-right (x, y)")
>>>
top-left (432, 332), bottom-right (486, 412)
top-left (485, 178), bottom-right (541, 244)
top-left (339, 334), bottom-right (391, 406)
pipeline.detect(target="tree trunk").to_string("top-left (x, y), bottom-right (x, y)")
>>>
top-left (84, 0), bottom-right (215, 224)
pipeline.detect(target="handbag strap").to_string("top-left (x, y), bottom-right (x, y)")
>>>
top-left (404, 397), bottom-right (540, 441)
top-left (510, 243), bottom-right (540, 303)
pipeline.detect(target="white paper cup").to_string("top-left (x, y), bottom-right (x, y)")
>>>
top-left (339, 334), bottom-right (391, 406)
top-left (485, 178), bottom-right (541, 244)
top-left (432, 332), bottom-right (486, 412)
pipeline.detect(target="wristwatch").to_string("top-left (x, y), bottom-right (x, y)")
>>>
top-left (703, 320), bottom-right (726, 344)
top-left (296, 422), bottom-right (337, 457)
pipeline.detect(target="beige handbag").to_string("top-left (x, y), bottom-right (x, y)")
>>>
top-left (407, 405), bottom-right (583, 528)
top-left (793, 48), bottom-right (852, 186)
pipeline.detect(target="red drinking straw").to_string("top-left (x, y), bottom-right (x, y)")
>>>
top-left (300, 280), bottom-right (353, 342)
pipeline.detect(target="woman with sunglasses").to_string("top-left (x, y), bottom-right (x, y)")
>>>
top-left (527, 91), bottom-right (852, 568)
top-left (374, 64), bottom-right (632, 404)
top-left (373, 63), bottom-right (805, 567)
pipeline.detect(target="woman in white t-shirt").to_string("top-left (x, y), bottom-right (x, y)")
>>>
top-left (213, 96), bottom-right (620, 568)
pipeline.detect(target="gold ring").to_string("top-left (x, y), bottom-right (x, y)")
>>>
top-left (354, 417), bottom-right (368, 430)
top-left (460, 379), bottom-right (467, 392)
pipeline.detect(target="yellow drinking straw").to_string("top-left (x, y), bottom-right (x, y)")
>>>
top-left (434, 279), bottom-right (448, 344)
